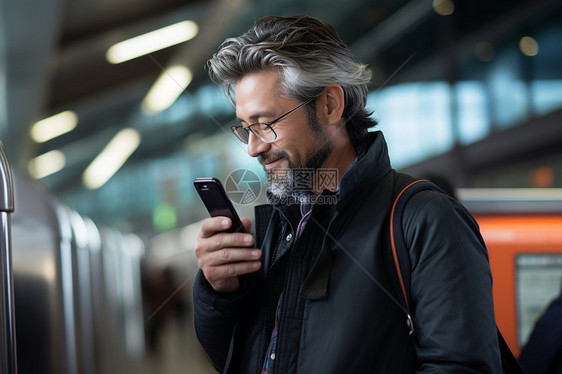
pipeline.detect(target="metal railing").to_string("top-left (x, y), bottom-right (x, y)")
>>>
top-left (0, 140), bottom-right (17, 374)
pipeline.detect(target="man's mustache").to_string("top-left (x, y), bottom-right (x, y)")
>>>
top-left (258, 152), bottom-right (288, 166)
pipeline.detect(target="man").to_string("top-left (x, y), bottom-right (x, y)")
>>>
top-left (194, 15), bottom-right (502, 373)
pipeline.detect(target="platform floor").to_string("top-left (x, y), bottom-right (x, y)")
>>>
top-left (140, 313), bottom-right (217, 374)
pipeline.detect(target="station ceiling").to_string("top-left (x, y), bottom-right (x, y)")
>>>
top-left (0, 0), bottom-right (559, 195)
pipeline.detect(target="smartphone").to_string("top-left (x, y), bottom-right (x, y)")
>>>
top-left (194, 177), bottom-right (247, 233)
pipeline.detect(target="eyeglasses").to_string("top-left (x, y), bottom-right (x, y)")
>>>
top-left (231, 98), bottom-right (314, 144)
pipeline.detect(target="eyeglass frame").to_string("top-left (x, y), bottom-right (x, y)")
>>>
top-left (230, 98), bottom-right (315, 144)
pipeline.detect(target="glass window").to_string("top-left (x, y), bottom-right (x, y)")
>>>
top-left (456, 81), bottom-right (490, 145)
top-left (488, 46), bottom-right (529, 129)
top-left (369, 82), bottom-right (453, 168)
top-left (531, 23), bottom-right (562, 116)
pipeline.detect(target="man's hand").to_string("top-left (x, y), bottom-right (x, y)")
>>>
top-left (195, 217), bottom-right (261, 293)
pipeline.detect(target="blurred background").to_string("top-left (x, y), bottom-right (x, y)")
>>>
top-left (0, 0), bottom-right (561, 373)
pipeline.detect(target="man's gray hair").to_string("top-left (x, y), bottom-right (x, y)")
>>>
top-left (206, 15), bottom-right (378, 147)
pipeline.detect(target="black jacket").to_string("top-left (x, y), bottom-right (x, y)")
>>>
top-left (193, 131), bottom-right (503, 373)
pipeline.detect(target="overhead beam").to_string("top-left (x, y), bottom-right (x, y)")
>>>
top-left (350, 0), bottom-right (435, 62)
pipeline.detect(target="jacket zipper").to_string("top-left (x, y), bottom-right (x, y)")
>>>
top-left (272, 208), bottom-right (340, 373)
top-left (272, 229), bottom-right (300, 373)
top-left (259, 224), bottom-right (285, 371)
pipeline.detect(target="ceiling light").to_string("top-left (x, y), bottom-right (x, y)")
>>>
top-left (30, 110), bottom-right (78, 143)
top-left (433, 0), bottom-right (455, 16)
top-left (141, 65), bottom-right (192, 114)
top-left (106, 20), bottom-right (199, 64)
top-left (82, 128), bottom-right (141, 189)
top-left (28, 150), bottom-right (66, 179)
top-left (519, 36), bottom-right (539, 57)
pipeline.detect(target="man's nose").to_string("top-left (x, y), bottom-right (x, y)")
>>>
top-left (247, 132), bottom-right (270, 157)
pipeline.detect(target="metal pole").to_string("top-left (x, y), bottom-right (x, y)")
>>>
top-left (0, 140), bottom-right (17, 374)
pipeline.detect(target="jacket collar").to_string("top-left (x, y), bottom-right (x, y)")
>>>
top-left (337, 131), bottom-right (391, 207)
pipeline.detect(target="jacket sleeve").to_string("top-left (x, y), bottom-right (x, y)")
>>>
top-left (403, 191), bottom-right (503, 373)
top-left (193, 269), bottom-right (256, 372)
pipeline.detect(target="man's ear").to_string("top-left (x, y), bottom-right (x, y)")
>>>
top-left (317, 84), bottom-right (345, 126)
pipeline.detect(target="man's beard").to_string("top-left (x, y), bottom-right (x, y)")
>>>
top-left (262, 128), bottom-right (333, 200)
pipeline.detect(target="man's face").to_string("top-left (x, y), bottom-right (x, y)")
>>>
top-left (235, 70), bottom-right (333, 198)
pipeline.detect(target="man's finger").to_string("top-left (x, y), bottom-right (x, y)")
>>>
top-left (199, 217), bottom-right (233, 238)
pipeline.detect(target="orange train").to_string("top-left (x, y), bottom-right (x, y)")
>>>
top-left (460, 188), bottom-right (562, 357)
